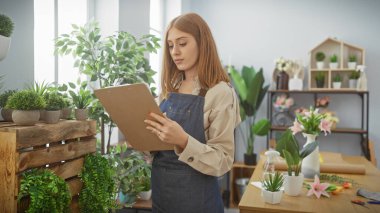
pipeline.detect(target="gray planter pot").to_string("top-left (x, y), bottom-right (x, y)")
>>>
top-left (1, 108), bottom-right (13, 121)
top-left (45, 110), bottom-right (61, 124)
top-left (75, 108), bottom-right (88, 121)
top-left (12, 110), bottom-right (40, 126)
top-left (60, 107), bottom-right (72, 119)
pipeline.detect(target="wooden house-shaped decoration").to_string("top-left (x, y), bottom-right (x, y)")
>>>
top-left (309, 37), bottom-right (365, 90)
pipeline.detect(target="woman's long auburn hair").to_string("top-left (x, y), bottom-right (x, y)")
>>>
top-left (160, 13), bottom-right (229, 98)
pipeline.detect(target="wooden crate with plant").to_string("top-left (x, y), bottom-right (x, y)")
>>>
top-left (0, 120), bottom-right (97, 212)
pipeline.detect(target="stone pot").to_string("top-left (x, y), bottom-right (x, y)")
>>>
top-left (12, 110), bottom-right (40, 126)
top-left (75, 108), bottom-right (88, 121)
top-left (1, 108), bottom-right (13, 121)
top-left (45, 110), bottom-right (61, 124)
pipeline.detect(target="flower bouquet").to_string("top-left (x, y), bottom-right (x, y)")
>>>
top-left (315, 96), bottom-right (330, 108)
top-left (273, 95), bottom-right (294, 112)
top-left (275, 57), bottom-right (292, 73)
top-left (289, 107), bottom-right (333, 178)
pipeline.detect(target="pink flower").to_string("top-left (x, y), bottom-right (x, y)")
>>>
top-left (289, 120), bottom-right (303, 135)
top-left (307, 175), bottom-right (330, 199)
top-left (319, 119), bottom-right (332, 136)
top-left (285, 98), bottom-right (294, 108)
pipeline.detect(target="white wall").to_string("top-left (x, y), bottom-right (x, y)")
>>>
top-left (0, 0), bottom-right (34, 90)
top-left (186, 0), bottom-right (380, 165)
top-left (119, 0), bottom-right (150, 37)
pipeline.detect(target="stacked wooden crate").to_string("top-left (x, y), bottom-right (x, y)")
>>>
top-left (0, 120), bottom-right (96, 212)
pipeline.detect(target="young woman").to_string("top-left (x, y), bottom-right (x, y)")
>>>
top-left (144, 13), bottom-right (240, 213)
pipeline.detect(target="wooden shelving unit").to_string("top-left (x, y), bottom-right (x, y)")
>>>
top-left (229, 162), bottom-right (255, 208)
top-left (267, 90), bottom-right (370, 159)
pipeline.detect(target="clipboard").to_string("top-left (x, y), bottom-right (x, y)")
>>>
top-left (94, 83), bottom-right (173, 151)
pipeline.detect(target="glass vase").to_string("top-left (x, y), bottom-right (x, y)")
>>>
top-left (276, 71), bottom-right (289, 90)
top-left (301, 133), bottom-right (320, 179)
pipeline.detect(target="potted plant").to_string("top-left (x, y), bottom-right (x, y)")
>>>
top-left (261, 172), bottom-right (284, 204)
top-left (28, 81), bottom-right (51, 120)
top-left (68, 81), bottom-right (92, 120)
top-left (0, 13), bottom-right (14, 61)
top-left (17, 169), bottom-right (71, 212)
top-left (55, 20), bottom-right (160, 154)
top-left (332, 74), bottom-right (342, 89)
top-left (348, 54), bottom-right (357, 69)
top-left (329, 54), bottom-right (338, 69)
top-left (43, 92), bottom-right (65, 124)
top-left (315, 52), bottom-right (325, 69)
top-left (5, 90), bottom-right (46, 125)
top-left (60, 97), bottom-right (72, 119)
top-left (315, 72), bottom-right (325, 88)
top-left (0, 89), bottom-right (17, 121)
top-left (229, 66), bottom-right (270, 165)
top-left (276, 129), bottom-right (318, 196)
top-left (349, 70), bottom-right (360, 89)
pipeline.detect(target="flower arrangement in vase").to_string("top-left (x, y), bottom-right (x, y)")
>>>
top-left (274, 57), bottom-right (292, 90)
top-left (276, 129), bottom-right (318, 196)
top-left (289, 107), bottom-right (333, 178)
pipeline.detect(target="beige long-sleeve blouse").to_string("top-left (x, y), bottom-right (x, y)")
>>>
top-left (172, 81), bottom-right (241, 177)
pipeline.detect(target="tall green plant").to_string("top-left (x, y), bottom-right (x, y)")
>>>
top-left (55, 20), bottom-right (160, 153)
top-left (0, 14), bottom-right (14, 37)
top-left (275, 129), bottom-right (318, 176)
top-left (230, 66), bottom-right (270, 155)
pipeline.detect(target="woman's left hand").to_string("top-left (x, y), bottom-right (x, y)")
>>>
top-left (144, 112), bottom-right (188, 148)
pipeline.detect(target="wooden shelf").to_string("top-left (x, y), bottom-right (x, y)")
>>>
top-left (271, 126), bottom-right (368, 134)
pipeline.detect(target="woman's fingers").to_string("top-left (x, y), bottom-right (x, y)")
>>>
top-left (149, 112), bottom-right (167, 124)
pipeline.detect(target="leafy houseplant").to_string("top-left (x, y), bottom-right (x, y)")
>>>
top-left (55, 20), bottom-right (160, 154)
top-left (349, 54), bottom-right (357, 62)
top-left (348, 54), bottom-right (357, 69)
top-left (0, 14), bottom-right (14, 37)
top-left (18, 169), bottom-right (71, 213)
top-left (109, 144), bottom-right (152, 206)
top-left (315, 52), bottom-right (325, 69)
top-left (329, 54), bottom-right (338, 69)
top-left (44, 92), bottom-right (65, 124)
top-left (67, 80), bottom-right (92, 120)
top-left (332, 74), bottom-right (342, 89)
top-left (0, 14), bottom-right (14, 61)
top-left (349, 70), bottom-right (360, 89)
top-left (230, 66), bottom-right (270, 165)
top-left (79, 153), bottom-right (117, 212)
top-left (276, 129), bottom-right (318, 196)
top-left (315, 72), bottom-right (325, 88)
top-left (5, 90), bottom-right (46, 125)
top-left (0, 89), bottom-right (17, 121)
top-left (261, 172), bottom-right (284, 204)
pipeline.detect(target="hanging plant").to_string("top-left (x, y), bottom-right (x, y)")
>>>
top-left (79, 153), bottom-right (117, 213)
top-left (17, 169), bottom-right (71, 213)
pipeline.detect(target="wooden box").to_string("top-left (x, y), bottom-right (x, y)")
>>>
top-left (0, 120), bottom-right (97, 212)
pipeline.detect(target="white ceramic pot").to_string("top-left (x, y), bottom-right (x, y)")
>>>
top-left (138, 189), bottom-right (152, 200)
top-left (288, 76), bottom-right (303, 91)
top-left (349, 79), bottom-right (358, 89)
top-left (316, 61), bottom-right (324, 69)
top-left (332, 82), bottom-right (342, 89)
top-left (0, 35), bottom-right (11, 61)
top-left (348, 62), bottom-right (357, 69)
top-left (284, 173), bottom-right (304, 196)
top-left (262, 189), bottom-right (283, 204)
top-left (329, 62), bottom-right (338, 69)
top-left (12, 110), bottom-right (40, 126)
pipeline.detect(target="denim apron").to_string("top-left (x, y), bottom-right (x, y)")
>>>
top-left (152, 91), bottom-right (223, 213)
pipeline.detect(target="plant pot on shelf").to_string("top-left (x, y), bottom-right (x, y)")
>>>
top-left (45, 110), bottom-right (61, 124)
top-left (0, 35), bottom-right (11, 61)
top-left (75, 108), bottom-right (88, 121)
top-left (276, 71), bottom-right (289, 90)
top-left (349, 79), bottom-right (358, 89)
top-left (316, 79), bottom-right (325, 88)
top-left (332, 82), bottom-right (342, 89)
top-left (262, 190), bottom-right (283, 204)
top-left (1, 108), bottom-right (13, 121)
top-left (348, 62), bottom-right (357, 69)
top-left (329, 62), bottom-right (338, 69)
top-left (60, 107), bottom-right (72, 119)
top-left (283, 173), bottom-right (304, 196)
top-left (316, 61), bottom-right (324, 69)
top-left (138, 189), bottom-right (152, 201)
top-left (244, 153), bottom-right (257, 165)
top-left (12, 110), bottom-right (40, 126)
top-left (288, 76), bottom-right (303, 91)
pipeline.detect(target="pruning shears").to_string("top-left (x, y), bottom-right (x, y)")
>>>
top-left (351, 199), bottom-right (369, 208)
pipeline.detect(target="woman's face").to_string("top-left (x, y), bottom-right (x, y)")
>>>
top-left (167, 27), bottom-right (199, 72)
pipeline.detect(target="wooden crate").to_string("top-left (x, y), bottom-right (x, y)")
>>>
top-left (0, 120), bottom-right (97, 213)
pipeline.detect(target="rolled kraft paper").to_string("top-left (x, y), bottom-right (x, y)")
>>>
top-left (274, 161), bottom-right (366, 175)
